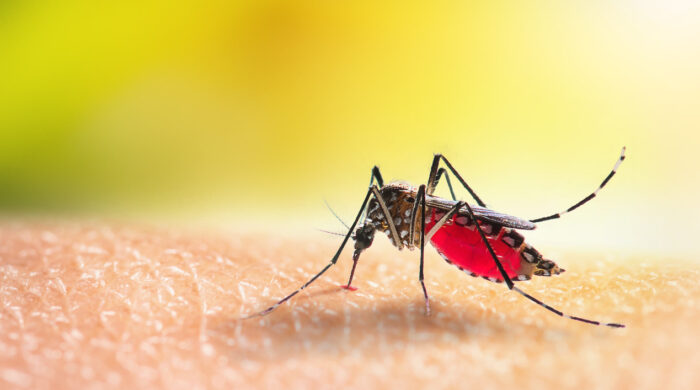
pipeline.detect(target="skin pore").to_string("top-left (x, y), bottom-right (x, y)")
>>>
top-left (1, 220), bottom-right (699, 389)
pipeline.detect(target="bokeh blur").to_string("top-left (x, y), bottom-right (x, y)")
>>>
top-left (1, 1), bottom-right (698, 255)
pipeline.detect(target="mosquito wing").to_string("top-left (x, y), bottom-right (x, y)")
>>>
top-left (424, 195), bottom-right (536, 230)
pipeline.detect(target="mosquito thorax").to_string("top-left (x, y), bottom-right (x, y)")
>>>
top-left (363, 183), bottom-right (423, 250)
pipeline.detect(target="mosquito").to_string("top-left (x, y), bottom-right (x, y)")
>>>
top-left (245, 147), bottom-right (627, 328)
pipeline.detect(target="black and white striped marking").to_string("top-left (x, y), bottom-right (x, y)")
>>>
top-left (530, 147), bottom-right (625, 223)
top-left (512, 286), bottom-right (624, 328)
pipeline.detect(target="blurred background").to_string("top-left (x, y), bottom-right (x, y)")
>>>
top-left (0, 1), bottom-right (698, 255)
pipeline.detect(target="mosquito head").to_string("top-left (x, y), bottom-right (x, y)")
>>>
top-left (352, 224), bottom-right (376, 260)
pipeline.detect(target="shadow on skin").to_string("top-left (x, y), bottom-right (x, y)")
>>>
top-left (211, 286), bottom-right (563, 361)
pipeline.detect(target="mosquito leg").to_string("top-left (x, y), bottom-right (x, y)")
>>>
top-left (426, 155), bottom-right (442, 196)
top-left (409, 184), bottom-right (423, 248)
top-left (242, 186), bottom-right (374, 319)
top-left (370, 166), bottom-right (384, 187)
top-left (342, 182), bottom-right (401, 290)
top-left (411, 185), bottom-right (463, 314)
top-left (530, 147), bottom-right (626, 223)
top-left (413, 184), bottom-right (431, 315)
top-left (461, 201), bottom-right (625, 328)
top-left (371, 186), bottom-right (402, 249)
top-left (341, 165), bottom-right (387, 291)
top-left (425, 201), bottom-right (465, 242)
top-left (435, 168), bottom-right (457, 200)
top-left (426, 154), bottom-right (487, 207)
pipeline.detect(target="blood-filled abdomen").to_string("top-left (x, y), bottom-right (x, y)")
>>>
top-left (425, 209), bottom-right (526, 282)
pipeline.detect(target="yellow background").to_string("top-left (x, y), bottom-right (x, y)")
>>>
top-left (1, 1), bottom-right (698, 255)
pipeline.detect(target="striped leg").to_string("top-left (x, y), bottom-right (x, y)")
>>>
top-left (530, 147), bottom-right (626, 223)
top-left (461, 201), bottom-right (625, 328)
top-left (241, 186), bottom-right (375, 319)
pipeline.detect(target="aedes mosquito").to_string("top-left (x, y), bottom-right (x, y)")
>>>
top-left (245, 147), bottom-right (627, 328)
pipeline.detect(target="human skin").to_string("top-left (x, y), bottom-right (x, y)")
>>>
top-left (1, 220), bottom-right (699, 390)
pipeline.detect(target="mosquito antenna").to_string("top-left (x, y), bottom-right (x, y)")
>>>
top-left (316, 228), bottom-right (347, 237)
top-left (530, 147), bottom-right (626, 223)
top-left (324, 199), bottom-right (350, 229)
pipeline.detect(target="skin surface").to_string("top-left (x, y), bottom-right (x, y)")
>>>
top-left (1, 220), bottom-right (699, 390)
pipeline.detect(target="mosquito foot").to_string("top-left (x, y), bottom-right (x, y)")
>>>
top-left (339, 284), bottom-right (358, 291)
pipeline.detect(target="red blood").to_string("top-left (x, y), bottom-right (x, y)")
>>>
top-left (426, 210), bottom-right (521, 280)
top-left (339, 285), bottom-right (358, 291)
